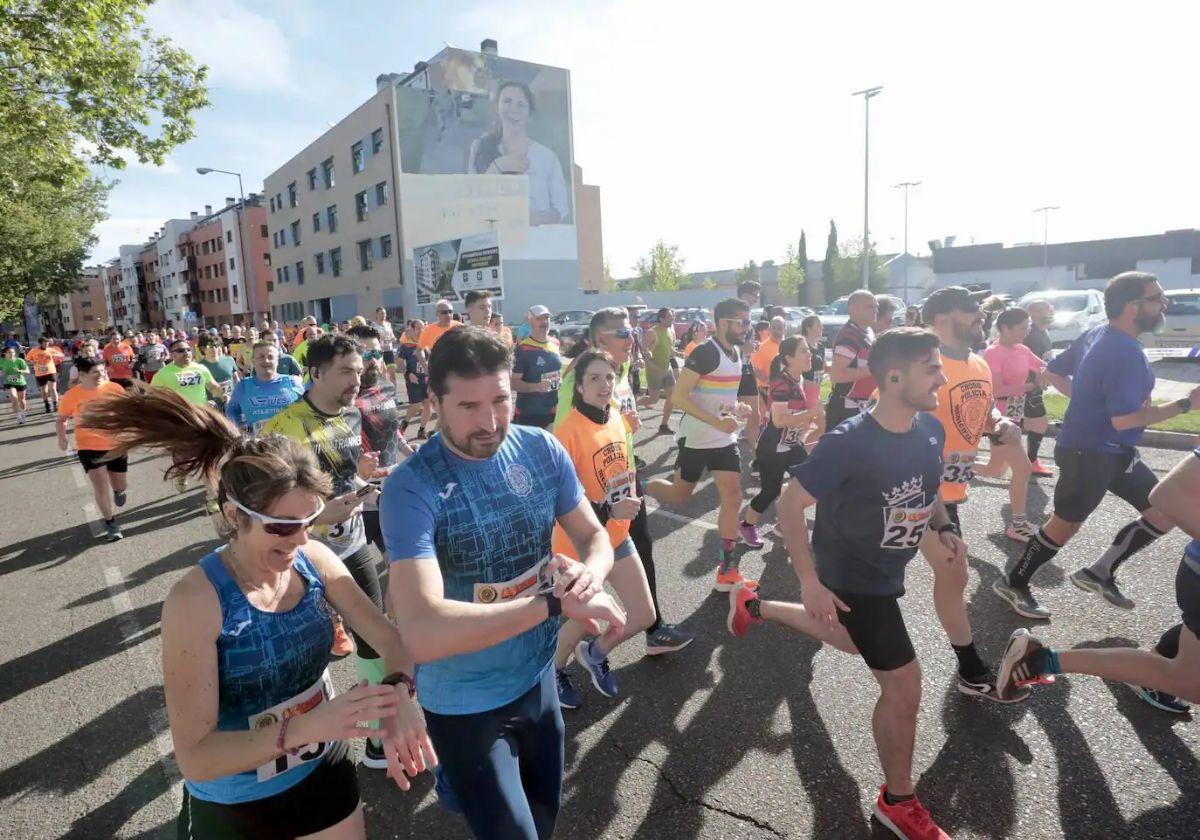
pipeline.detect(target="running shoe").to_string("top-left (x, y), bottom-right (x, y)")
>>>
top-left (43, 404), bottom-right (52, 414)
top-left (770, 522), bottom-right (786, 540)
top-left (996, 628), bottom-right (1057, 701)
top-left (575, 638), bottom-right (618, 697)
top-left (104, 520), bottom-right (123, 542)
top-left (714, 568), bottom-right (758, 593)
top-left (957, 670), bottom-right (1029, 704)
top-left (727, 582), bottom-right (763, 639)
top-left (873, 786), bottom-right (950, 840)
top-left (1030, 459), bottom-right (1053, 477)
top-left (363, 738), bottom-right (388, 769)
top-left (657, 424), bottom-right (672, 435)
top-left (1127, 684), bottom-right (1191, 714)
top-left (331, 617), bottom-right (354, 656)
top-left (17, 411), bottom-right (25, 425)
top-left (992, 577), bottom-right (1051, 620)
top-left (645, 624), bottom-right (695, 655)
top-left (1069, 568), bottom-right (1135, 610)
top-left (1005, 519), bottom-right (1037, 542)
top-left (738, 522), bottom-right (764, 548)
top-left (416, 427), bottom-right (427, 440)
top-left (113, 490), bottom-right (127, 508)
top-left (556, 667), bottom-right (583, 709)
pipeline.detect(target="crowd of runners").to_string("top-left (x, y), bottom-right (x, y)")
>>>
top-left (6, 270), bottom-right (1200, 839)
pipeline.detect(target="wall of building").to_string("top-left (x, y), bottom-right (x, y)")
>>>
top-left (574, 164), bottom-right (603, 293)
top-left (157, 218), bottom-right (199, 324)
top-left (73, 268), bottom-right (107, 334)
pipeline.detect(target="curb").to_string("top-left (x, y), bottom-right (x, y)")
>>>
top-left (1044, 424), bottom-right (1197, 452)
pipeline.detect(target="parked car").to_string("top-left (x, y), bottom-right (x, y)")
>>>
top-left (550, 310), bottom-right (593, 330)
top-left (750, 306), bottom-right (816, 336)
top-left (1016, 288), bottom-right (1106, 346)
top-left (818, 294), bottom-right (904, 332)
top-left (1145, 288), bottom-right (1200, 354)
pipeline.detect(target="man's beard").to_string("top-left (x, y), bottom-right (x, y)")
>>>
top-left (724, 328), bottom-right (745, 347)
top-left (360, 366), bottom-right (379, 390)
top-left (1135, 309), bottom-right (1164, 334)
top-left (442, 422), bottom-right (508, 458)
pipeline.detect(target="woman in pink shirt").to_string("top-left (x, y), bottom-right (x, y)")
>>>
top-left (981, 307), bottom-right (1050, 475)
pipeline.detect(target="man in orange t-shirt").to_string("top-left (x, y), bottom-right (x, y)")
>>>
top-left (751, 316), bottom-right (785, 393)
top-left (26, 336), bottom-right (65, 413)
top-left (417, 300), bottom-right (462, 359)
top-left (57, 355), bottom-right (129, 541)
top-left (102, 332), bottom-right (136, 389)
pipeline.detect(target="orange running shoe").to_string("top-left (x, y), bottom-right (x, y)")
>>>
top-left (714, 568), bottom-right (758, 592)
top-left (873, 786), bottom-right (951, 839)
top-left (331, 616), bottom-right (354, 656)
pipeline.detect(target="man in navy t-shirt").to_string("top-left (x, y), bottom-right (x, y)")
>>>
top-left (727, 327), bottom-right (969, 840)
top-left (381, 328), bottom-right (625, 839)
top-left (996, 271), bottom-right (1200, 623)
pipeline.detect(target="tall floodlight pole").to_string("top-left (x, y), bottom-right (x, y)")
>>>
top-left (1034, 205), bottom-right (1059, 285)
top-left (853, 86), bottom-right (883, 289)
top-left (895, 181), bottom-right (921, 301)
top-left (197, 167), bottom-right (254, 324)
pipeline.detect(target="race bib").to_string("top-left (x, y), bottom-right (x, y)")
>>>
top-left (313, 513), bottom-right (365, 558)
top-left (1002, 396), bottom-right (1025, 423)
top-left (4, 374), bottom-right (23, 386)
top-left (177, 372), bottom-right (202, 387)
top-left (941, 450), bottom-right (977, 484)
top-left (249, 669), bottom-right (335, 782)
top-left (614, 382), bottom-right (636, 416)
top-left (880, 504), bottom-right (933, 550)
top-left (779, 425), bottom-right (806, 451)
top-left (473, 555), bottom-right (555, 604)
top-left (605, 470), bottom-right (637, 506)
top-left (34, 363), bottom-right (51, 376)
top-left (219, 378), bottom-right (234, 397)
top-left (543, 371), bottom-right (562, 391)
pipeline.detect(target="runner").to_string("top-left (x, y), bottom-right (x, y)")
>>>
top-left (26, 336), bottom-right (64, 414)
top-left (81, 386), bottom-right (434, 838)
top-left (996, 447), bottom-right (1200, 711)
top-left (647, 297), bottom-right (756, 592)
top-left (372, 307), bottom-right (398, 385)
top-left (225, 341), bottom-right (305, 434)
top-left (263, 334), bottom-right (395, 769)
top-left (799, 315), bottom-right (826, 442)
top-left (873, 294), bottom-right (898, 337)
top-left (680, 321), bottom-right (708, 360)
top-left (398, 320), bottom-right (431, 438)
top-left (556, 307), bottom-right (695, 657)
top-left (197, 335), bottom-right (239, 411)
top-left (736, 281), bottom-right (764, 449)
top-left (995, 272), bottom-right (1199, 619)
top-left (153, 340), bottom-right (224, 406)
top-left (56, 356), bottom-right (127, 541)
top-left (68, 338), bottom-right (100, 386)
top-left (825, 290), bottom-right (879, 430)
top-left (417, 300), bottom-right (460, 359)
top-left (738, 337), bottom-right (822, 544)
top-left (259, 331), bottom-right (304, 382)
top-left (750, 315), bottom-right (785, 402)
top-left (381, 327), bottom-right (626, 839)
top-left (640, 308), bottom-right (677, 435)
top-left (463, 290), bottom-right (494, 329)
top-left (1, 346), bottom-right (30, 424)
top-left (346, 323), bottom-right (415, 555)
top-left (511, 304), bottom-right (563, 430)
top-left (136, 331), bottom-right (169, 384)
top-left (727, 328), bottom-right (967, 840)
top-left (551, 348), bottom-right (655, 707)
top-left (1021, 299), bottom-right (1055, 476)
top-left (981, 308), bottom-right (1048, 487)
top-left (488, 312), bottom-right (513, 346)
top-left (102, 331), bottom-right (137, 390)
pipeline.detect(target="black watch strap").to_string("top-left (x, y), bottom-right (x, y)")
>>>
top-left (543, 592), bottom-right (562, 618)
top-left (1175, 397), bottom-right (1192, 414)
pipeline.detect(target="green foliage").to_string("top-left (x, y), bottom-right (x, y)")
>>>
top-left (602, 259), bottom-right (617, 293)
top-left (795, 230), bottom-right (808, 305)
top-left (735, 260), bottom-right (759, 285)
top-left (830, 236), bottom-right (889, 297)
top-left (777, 243), bottom-right (806, 300)
top-left (700, 276), bottom-right (717, 290)
top-left (823, 220), bottom-right (838, 297)
top-left (633, 240), bottom-right (686, 292)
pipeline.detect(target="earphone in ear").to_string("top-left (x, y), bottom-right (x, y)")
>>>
top-left (890, 375), bottom-right (900, 383)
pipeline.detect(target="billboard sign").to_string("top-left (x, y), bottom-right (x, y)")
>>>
top-left (413, 230), bottom-right (504, 306)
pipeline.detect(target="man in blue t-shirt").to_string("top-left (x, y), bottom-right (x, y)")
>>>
top-left (381, 328), bottom-right (625, 839)
top-left (996, 271), bottom-right (1200, 624)
top-left (727, 328), bottom-right (969, 840)
top-left (226, 341), bottom-right (305, 433)
top-left (510, 304), bottom-right (563, 429)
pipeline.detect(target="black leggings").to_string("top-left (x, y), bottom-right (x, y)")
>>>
top-left (749, 447), bottom-right (808, 515)
top-left (629, 466), bottom-right (663, 633)
top-left (339, 541), bottom-right (384, 659)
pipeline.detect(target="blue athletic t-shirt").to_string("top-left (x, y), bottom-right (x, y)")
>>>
top-left (512, 336), bottom-right (563, 420)
top-left (380, 425), bottom-right (585, 715)
top-left (790, 411), bottom-right (945, 597)
top-left (1048, 324), bottom-right (1154, 453)
top-left (226, 375), bottom-right (306, 433)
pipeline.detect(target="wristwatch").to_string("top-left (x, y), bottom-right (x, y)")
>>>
top-left (542, 592), bottom-right (562, 618)
top-left (1175, 397), bottom-right (1192, 414)
top-left (935, 523), bottom-right (957, 535)
top-left (381, 671), bottom-right (417, 698)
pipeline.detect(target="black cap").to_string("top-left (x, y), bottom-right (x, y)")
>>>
top-left (921, 286), bottom-right (978, 324)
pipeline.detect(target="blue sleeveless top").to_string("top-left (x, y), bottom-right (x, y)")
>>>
top-left (185, 548), bottom-right (336, 804)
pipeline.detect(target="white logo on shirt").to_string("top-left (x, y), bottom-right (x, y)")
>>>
top-left (438, 482), bottom-right (457, 500)
top-left (505, 463), bottom-right (533, 497)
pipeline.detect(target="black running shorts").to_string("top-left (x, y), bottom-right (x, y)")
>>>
top-left (405, 375), bottom-right (428, 404)
top-left (1023, 390), bottom-right (1046, 420)
top-left (1177, 557), bottom-right (1200, 638)
top-left (833, 589), bottom-right (916, 672)
top-left (382, 349), bottom-right (396, 366)
top-left (675, 442), bottom-right (741, 483)
top-left (176, 741), bottom-right (358, 840)
top-left (1053, 446), bottom-right (1156, 523)
top-left (78, 449), bottom-right (128, 473)
top-left (738, 370), bottom-right (759, 398)
top-left (36, 373), bottom-right (57, 386)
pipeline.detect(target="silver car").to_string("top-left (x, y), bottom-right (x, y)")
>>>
top-left (1016, 289), bottom-right (1106, 346)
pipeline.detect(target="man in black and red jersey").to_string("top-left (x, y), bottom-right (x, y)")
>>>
top-left (825, 289), bottom-right (879, 430)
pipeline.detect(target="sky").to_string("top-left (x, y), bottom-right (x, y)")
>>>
top-left (94, 0), bottom-right (1200, 277)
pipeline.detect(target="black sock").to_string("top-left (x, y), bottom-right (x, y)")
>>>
top-left (952, 641), bottom-right (988, 678)
top-left (1026, 432), bottom-right (1043, 462)
top-left (884, 790), bottom-right (915, 806)
top-left (105, 517), bottom-right (115, 526)
top-left (1155, 624), bottom-right (1183, 660)
top-left (1089, 517), bottom-right (1166, 579)
top-left (1007, 528), bottom-right (1062, 587)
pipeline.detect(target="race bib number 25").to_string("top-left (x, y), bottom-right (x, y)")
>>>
top-left (880, 505), bottom-right (933, 550)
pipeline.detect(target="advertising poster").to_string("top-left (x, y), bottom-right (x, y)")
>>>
top-left (413, 230), bottom-right (504, 305)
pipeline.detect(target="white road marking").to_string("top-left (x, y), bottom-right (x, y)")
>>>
top-left (81, 502), bottom-right (105, 538)
top-left (646, 503), bottom-right (719, 531)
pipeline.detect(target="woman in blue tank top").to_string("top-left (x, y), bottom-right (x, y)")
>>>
top-left (86, 388), bottom-right (437, 840)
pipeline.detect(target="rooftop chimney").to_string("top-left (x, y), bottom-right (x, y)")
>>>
top-left (376, 72), bottom-right (402, 91)
top-left (481, 38), bottom-right (498, 56)
top-left (190, 211), bottom-right (198, 219)
top-left (225, 196), bottom-right (235, 207)
top-left (204, 204), bottom-right (212, 215)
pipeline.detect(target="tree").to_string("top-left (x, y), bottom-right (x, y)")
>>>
top-left (700, 276), bottom-right (717, 290)
top-left (633, 240), bottom-right (687, 292)
top-left (830, 236), bottom-right (889, 298)
top-left (777, 243), bottom-right (806, 301)
top-left (0, 1), bottom-right (210, 318)
top-left (795, 230), bottom-right (808, 306)
top-left (601, 259), bottom-right (617, 293)
top-left (735, 260), bottom-right (759, 286)
top-left (823, 220), bottom-right (838, 299)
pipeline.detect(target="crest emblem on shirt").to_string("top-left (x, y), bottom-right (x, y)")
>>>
top-left (505, 463), bottom-right (533, 497)
top-left (882, 476), bottom-right (925, 508)
top-left (947, 379), bottom-right (992, 445)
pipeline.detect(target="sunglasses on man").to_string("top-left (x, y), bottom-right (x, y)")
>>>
top-left (361, 349), bottom-right (384, 361)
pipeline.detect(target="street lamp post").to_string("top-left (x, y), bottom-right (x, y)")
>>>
top-left (196, 167), bottom-right (255, 326)
top-left (894, 181), bottom-right (921, 302)
top-left (1034, 205), bottom-right (1059, 286)
top-left (853, 86), bottom-right (883, 290)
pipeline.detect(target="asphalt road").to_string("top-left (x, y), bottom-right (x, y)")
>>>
top-left (1, 400), bottom-right (1197, 839)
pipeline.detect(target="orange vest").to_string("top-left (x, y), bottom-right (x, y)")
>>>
top-left (928, 353), bottom-right (993, 503)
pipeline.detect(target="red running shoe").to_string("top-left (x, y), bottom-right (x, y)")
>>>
top-left (331, 617), bottom-right (355, 657)
top-left (1030, 459), bottom-right (1053, 477)
top-left (727, 582), bottom-right (763, 638)
top-left (873, 786), bottom-right (951, 840)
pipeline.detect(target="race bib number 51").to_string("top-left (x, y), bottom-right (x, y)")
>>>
top-left (880, 505), bottom-right (933, 550)
top-left (249, 670), bottom-right (334, 782)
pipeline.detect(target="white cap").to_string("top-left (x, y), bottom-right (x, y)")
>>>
top-left (528, 305), bottom-right (550, 317)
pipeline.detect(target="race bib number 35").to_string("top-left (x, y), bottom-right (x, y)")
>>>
top-left (880, 505), bottom-right (933, 550)
top-left (249, 670), bottom-right (334, 782)
top-left (941, 450), bottom-right (977, 484)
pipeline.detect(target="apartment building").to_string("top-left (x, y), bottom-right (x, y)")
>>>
top-left (72, 266), bottom-right (108, 333)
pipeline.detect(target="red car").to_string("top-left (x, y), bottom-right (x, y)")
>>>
top-left (638, 308), bottom-right (714, 341)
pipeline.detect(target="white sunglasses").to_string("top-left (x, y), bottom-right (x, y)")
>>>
top-left (226, 495), bottom-right (326, 536)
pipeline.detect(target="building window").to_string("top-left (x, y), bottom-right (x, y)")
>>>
top-left (321, 157), bottom-right (335, 188)
top-left (229, 257), bottom-right (235, 270)
top-left (226, 230), bottom-right (233, 244)
top-left (263, 253), bottom-right (271, 266)
top-left (267, 280), bottom-right (274, 293)
top-left (372, 128), bottom-right (383, 154)
top-left (290, 220), bottom-right (301, 246)
top-left (357, 239), bottom-right (373, 271)
top-left (380, 234), bottom-right (392, 259)
top-left (232, 285), bottom-right (239, 299)
top-left (269, 196), bottom-right (276, 213)
top-left (287, 182), bottom-right (297, 207)
top-left (275, 193), bottom-right (282, 210)
top-left (351, 141), bottom-right (365, 174)
top-left (276, 267), bottom-right (283, 284)
top-left (312, 212), bottom-right (320, 232)
top-left (202, 241), bottom-right (210, 255)
top-left (296, 261), bottom-right (305, 286)
top-left (282, 265), bottom-right (290, 283)
top-left (355, 191), bottom-right (368, 222)
top-left (330, 247), bottom-right (342, 277)
top-left (307, 168), bottom-right (317, 190)
top-left (315, 252), bottom-right (325, 274)
top-left (260, 224), bottom-right (268, 237)
top-left (327, 205), bottom-right (338, 233)
top-left (375, 181), bottom-right (388, 206)
top-left (216, 237), bottom-right (223, 250)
